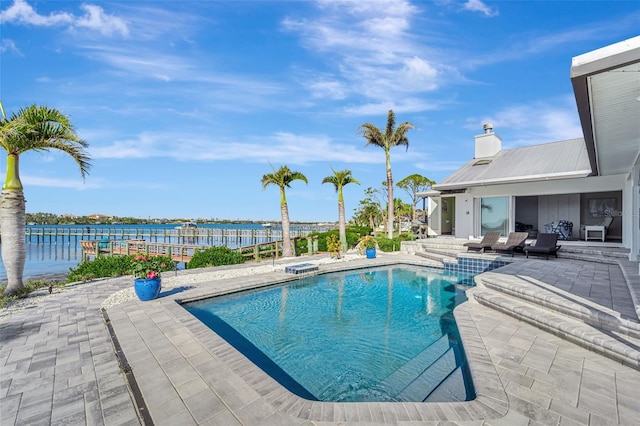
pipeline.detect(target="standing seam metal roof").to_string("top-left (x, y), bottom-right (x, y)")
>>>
top-left (434, 138), bottom-right (592, 190)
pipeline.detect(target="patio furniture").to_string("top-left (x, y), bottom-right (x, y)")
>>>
top-left (584, 216), bottom-right (614, 242)
top-left (463, 231), bottom-right (501, 253)
top-left (491, 232), bottom-right (529, 256)
top-left (524, 233), bottom-right (561, 259)
top-left (544, 220), bottom-right (573, 240)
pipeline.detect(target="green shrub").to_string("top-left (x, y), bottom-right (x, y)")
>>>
top-left (187, 246), bottom-right (245, 269)
top-left (302, 227), bottom-right (369, 252)
top-left (375, 235), bottom-right (412, 252)
top-left (66, 254), bottom-right (174, 282)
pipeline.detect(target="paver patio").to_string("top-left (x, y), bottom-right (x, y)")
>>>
top-left (1, 253), bottom-right (639, 425)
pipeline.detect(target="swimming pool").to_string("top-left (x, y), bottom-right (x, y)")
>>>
top-left (184, 265), bottom-right (476, 403)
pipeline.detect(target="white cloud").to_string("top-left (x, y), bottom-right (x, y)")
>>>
top-left (74, 4), bottom-right (129, 37)
top-left (0, 0), bottom-right (73, 26)
top-left (463, 0), bottom-right (498, 17)
top-left (0, 0), bottom-right (128, 37)
top-left (282, 0), bottom-right (453, 113)
top-left (89, 131), bottom-right (383, 166)
top-left (464, 96), bottom-right (582, 147)
top-left (0, 39), bottom-right (21, 55)
top-left (21, 175), bottom-right (97, 190)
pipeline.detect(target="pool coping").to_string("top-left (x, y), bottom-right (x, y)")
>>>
top-left (105, 256), bottom-right (509, 424)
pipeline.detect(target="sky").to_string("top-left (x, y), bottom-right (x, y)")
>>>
top-left (1, 0), bottom-right (638, 223)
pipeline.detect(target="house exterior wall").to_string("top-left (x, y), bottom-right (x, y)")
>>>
top-left (437, 174), bottom-right (628, 244)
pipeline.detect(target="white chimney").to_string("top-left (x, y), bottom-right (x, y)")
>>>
top-left (474, 123), bottom-right (501, 158)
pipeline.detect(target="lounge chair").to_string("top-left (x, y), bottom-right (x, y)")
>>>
top-left (491, 232), bottom-right (529, 256)
top-left (524, 233), bottom-right (561, 259)
top-left (463, 231), bottom-right (501, 253)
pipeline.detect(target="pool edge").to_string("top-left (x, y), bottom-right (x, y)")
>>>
top-left (106, 256), bottom-right (509, 424)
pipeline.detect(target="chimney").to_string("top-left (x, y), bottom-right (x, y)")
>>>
top-left (474, 123), bottom-right (502, 158)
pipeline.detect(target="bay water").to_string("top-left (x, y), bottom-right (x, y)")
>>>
top-left (0, 223), bottom-right (321, 284)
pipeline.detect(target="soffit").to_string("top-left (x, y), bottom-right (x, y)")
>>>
top-left (571, 36), bottom-right (640, 177)
top-left (589, 62), bottom-right (640, 176)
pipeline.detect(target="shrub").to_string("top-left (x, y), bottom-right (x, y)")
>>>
top-left (326, 234), bottom-right (342, 258)
top-left (66, 254), bottom-right (174, 282)
top-left (187, 246), bottom-right (245, 269)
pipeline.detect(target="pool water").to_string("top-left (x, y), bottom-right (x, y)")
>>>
top-left (184, 265), bottom-right (476, 402)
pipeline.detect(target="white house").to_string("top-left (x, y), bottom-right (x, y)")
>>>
top-left (417, 36), bottom-right (640, 262)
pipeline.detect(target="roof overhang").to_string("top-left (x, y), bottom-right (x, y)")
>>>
top-left (433, 170), bottom-right (592, 192)
top-left (415, 189), bottom-right (441, 198)
top-left (571, 36), bottom-right (640, 177)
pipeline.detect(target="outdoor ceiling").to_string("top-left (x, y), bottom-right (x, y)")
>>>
top-left (572, 37), bottom-right (640, 177)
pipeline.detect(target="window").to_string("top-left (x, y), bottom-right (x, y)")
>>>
top-left (481, 196), bottom-right (508, 236)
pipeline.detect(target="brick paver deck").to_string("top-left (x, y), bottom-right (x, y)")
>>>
top-left (1, 253), bottom-right (639, 425)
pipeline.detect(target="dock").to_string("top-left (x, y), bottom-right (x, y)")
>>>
top-left (80, 240), bottom-right (201, 263)
top-left (80, 237), bottom-right (314, 264)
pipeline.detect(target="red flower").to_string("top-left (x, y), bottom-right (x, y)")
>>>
top-left (147, 270), bottom-right (158, 279)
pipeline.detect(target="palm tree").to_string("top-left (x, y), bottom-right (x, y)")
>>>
top-left (0, 103), bottom-right (90, 296)
top-left (261, 164), bottom-right (308, 258)
top-left (358, 110), bottom-right (414, 238)
top-left (321, 168), bottom-right (360, 252)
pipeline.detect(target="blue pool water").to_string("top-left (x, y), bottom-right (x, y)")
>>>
top-left (184, 265), bottom-right (476, 402)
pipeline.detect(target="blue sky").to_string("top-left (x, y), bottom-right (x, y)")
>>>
top-left (1, 1), bottom-right (638, 223)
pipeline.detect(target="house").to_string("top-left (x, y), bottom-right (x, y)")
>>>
top-left (417, 36), bottom-right (640, 262)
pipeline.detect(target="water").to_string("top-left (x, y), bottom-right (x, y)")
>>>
top-left (184, 265), bottom-right (476, 402)
top-left (0, 223), bottom-right (320, 283)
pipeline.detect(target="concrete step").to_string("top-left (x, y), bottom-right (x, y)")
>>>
top-left (472, 289), bottom-right (640, 370)
top-left (415, 251), bottom-right (445, 267)
top-left (471, 273), bottom-right (640, 370)
top-left (477, 273), bottom-right (640, 339)
top-left (418, 247), bottom-right (460, 264)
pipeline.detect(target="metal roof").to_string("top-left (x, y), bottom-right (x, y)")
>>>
top-left (433, 138), bottom-right (592, 191)
top-left (571, 36), bottom-right (640, 177)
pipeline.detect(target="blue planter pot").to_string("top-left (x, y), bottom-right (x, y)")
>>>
top-left (365, 248), bottom-right (376, 259)
top-left (134, 278), bottom-right (162, 301)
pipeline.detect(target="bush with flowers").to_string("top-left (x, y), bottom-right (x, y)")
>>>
top-left (130, 254), bottom-right (173, 279)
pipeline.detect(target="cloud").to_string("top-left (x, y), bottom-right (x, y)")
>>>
top-left (464, 96), bottom-right (582, 147)
top-left (282, 0), bottom-right (454, 113)
top-left (462, 0), bottom-right (498, 17)
top-left (21, 175), bottom-right (97, 190)
top-left (0, 0), bottom-right (73, 26)
top-left (0, 39), bottom-right (21, 55)
top-left (0, 0), bottom-right (128, 37)
top-left (89, 131), bottom-right (383, 165)
top-left (74, 4), bottom-right (129, 37)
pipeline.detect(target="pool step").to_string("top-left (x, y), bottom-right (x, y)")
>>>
top-left (471, 276), bottom-right (640, 370)
top-left (380, 334), bottom-right (470, 402)
top-left (284, 263), bottom-right (319, 274)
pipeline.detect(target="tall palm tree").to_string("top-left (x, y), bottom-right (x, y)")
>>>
top-left (261, 164), bottom-right (307, 258)
top-left (0, 103), bottom-right (90, 296)
top-left (321, 168), bottom-right (360, 252)
top-left (358, 110), bottom-right (414, 238)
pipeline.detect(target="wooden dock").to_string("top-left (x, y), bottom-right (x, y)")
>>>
top-left (16, 226), bottom-right (322, 247)
top-left (79, 237), bottom-right (316, 264)
top-left (80, 240), bottom-right (201, 263)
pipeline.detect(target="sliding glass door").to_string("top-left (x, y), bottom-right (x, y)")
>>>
top-left (480, 196), bottom-right (509, 236)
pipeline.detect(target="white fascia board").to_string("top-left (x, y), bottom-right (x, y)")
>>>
top-left (571, 36), bottom-right (640, 78)
top-left (433, 169), bottom-right (593, 191)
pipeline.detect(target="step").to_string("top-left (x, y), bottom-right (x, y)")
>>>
top-left (477, 273), bottom-right (640, 339)
top-left (415, 249), bottom-right (459, 264)
top-left (421, 246), bottom-right (464, 258)
top-left (284, 263), bottom-right (319, 274)
top-left (381, 334), bottom-right (450, 397)
top-left (471, 289), bottom-right (640, 370)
